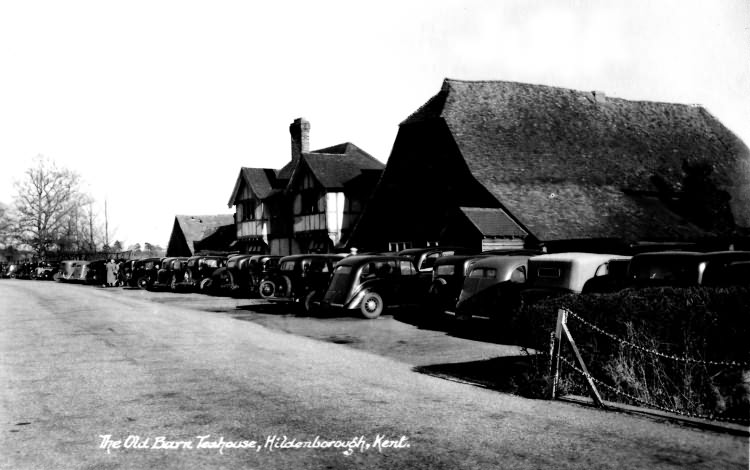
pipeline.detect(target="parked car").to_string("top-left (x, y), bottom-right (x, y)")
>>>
top-left (455, 255), bottom-right (532, 321)
top-left (3, 263), bottom-right (20, 278)
top-left (14, 262), bottom-right (35, 280)
top-left (32, 261), bottom-right (59, 281)
top-left (120, 259), bottom-right (139, 287)
top-left (523, 253), bottom-right (632, 302)
top-left (132, 257), bottom-right (164, 289)
top-left (56, 260), bottom-right (79, 282)
top-left (85, 260), bottom-right (109, 285)
top-left (628, 250), bottom-right (750, 287)
top-left (321, 255), bottom-right (428, 319)
top-left (259, 254), bottom-right (345, 311)
top-left (201, 254), bottom-right (250, 295)
top-left (68, 260), bottom-right (92, 283)
top-left (177, 255), bottom-right (228, 292)
top-left (424, 254), bottom-right (489, 317)
top-left (153, 257), bottom-right (189, 291)
top-left (244, 254), bottom-right (281, 297)
top-left (397, 246), bottom-right (477, 275)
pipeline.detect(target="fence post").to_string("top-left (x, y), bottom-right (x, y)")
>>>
top-left (550, 308), bottom-right (567, 399)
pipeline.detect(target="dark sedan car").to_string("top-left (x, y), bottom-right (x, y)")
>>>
top-left (152, 257), bottom-right (189, 291)
top-left (259, 254), bottom-right (344, 311)
top-left (132, 257), bottom-right (164, 290)
top-left (397, 246), bottom-right (477, 275)
top-left (176, 255), bottom-right (228, 292)
top-left (628, 250), bottom-right (750, 287)
top-left (215, 254), bottom-right (281, 297)
top-left (321, 255), bottom-right (428, 319)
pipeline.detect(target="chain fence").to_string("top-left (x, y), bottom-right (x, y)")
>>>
top-left (554, 307), bottom-right (750, 426)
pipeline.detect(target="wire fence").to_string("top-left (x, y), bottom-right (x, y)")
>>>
top-left (552, 307), bottom-right (750, 425)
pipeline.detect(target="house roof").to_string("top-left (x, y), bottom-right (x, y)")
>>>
top-left (229, 141), bottom-right (382, 206)
top-left (227, 168), bottom-right (282, 207)
top-left (403, 78), bottom-right (750, 239)
top-left (458, 207), bottom-right (527, 238)
top-left (174, 214), bottom-right (235, 254)
top-left (301, 143), bottom-right (385, 190)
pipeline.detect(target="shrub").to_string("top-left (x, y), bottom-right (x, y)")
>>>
top-left (512, 286), bottom-right (750, 422)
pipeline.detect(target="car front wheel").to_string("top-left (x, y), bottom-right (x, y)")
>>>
top-left (137, 276), bottom-right (150, 290)
top-left (360, 292), bottom-right (384, 319)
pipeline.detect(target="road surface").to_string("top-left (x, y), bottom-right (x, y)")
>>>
top-left (1, 280), bottom-right (747, 469)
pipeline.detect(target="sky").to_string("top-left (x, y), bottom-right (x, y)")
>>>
top-left (1, 0), bottom-right (748, 248)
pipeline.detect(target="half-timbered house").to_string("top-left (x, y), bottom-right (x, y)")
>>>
top-left (228, 118), bottom-right (384, 255)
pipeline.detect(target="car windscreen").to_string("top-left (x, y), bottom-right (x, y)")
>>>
top-left (202, 259), bottom-right (219, 268)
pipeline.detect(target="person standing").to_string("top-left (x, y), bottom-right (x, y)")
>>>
top-left (105, 259), bottom-right (118, 287)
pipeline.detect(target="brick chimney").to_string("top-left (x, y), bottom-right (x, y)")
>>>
top-left (290, 118), bottom-right (310, 162)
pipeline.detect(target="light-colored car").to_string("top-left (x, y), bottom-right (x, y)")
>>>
top-left (525, 252), bottom-right (632, 297)
top-left (455, 255), bottom-right (531, 321)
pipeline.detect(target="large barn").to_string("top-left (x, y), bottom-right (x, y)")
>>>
top-left (349, 79), bottom-right (750, 252)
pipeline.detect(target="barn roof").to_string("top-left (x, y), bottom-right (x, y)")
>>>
top-left (174, 214), bottom-right (235, 254)
top-left (403, 78), bottom-right (750, 239)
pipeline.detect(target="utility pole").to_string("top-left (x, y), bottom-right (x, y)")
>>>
top-left (105, 199), bottom-right (109, 249)
top-left (89, 203), bottom-right (94, 252)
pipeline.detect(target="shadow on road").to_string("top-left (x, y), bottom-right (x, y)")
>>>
top-left (414, 355), bottom-right (546, 398)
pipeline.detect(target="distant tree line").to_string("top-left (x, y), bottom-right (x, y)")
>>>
top-left (0, 156), bottom-right (163, 259)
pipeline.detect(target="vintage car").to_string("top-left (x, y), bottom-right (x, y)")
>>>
top-left (424, 249), bottom-right (542, 318)
top-left (152, 257), bottom-right (189, 291)
top-left (84, 260), bottom-right (109, 285)
top-left (424, 254), bottom-right (489, 316)
top-left (454, 255), bottom-right (532, 321)
top-left (397, 246), bottom-right (477, 275)
top-left (244, 254), bottom-right (281, 296)
top-left (321, 255), bottom-right (428, 319)
top-left (201, 254), bottom-right (251, 295)
top-left (523, 252), bottom-right (632, 302)
top-left (55, 260), bottom-right (80, 282)
top-left (209, 254), bottom-right (282, 297)
top-left (132, 257), bottom-right (164, 290)
top-left (628, 250), bottom-right (750, 287)
top-left (13, 262), bottom-right (35, 279)
top-left (259, 254), bottom-right (345, 311)
top-left (176, 255), bottom-right (228, 292)
top-left (32, 261), bottom-right (59, 280)
top-left (68, 260), bottom-right (92, 283)
top-left (2, 263), bottom-right (20, 278)
top-left (120, 259), bottom-right (139, 286)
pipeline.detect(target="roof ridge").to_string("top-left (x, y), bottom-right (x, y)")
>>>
top-left (443, 77), bottom-right (706, 108)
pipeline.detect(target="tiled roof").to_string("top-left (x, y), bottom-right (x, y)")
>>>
top-left (227, 167), bottom-right (281, 206)
top-left (174, 214), bottom-right (235, 253)
top-left (302, 143), bottom-right (385, 189)
top-left (458, 207), bottom-right (527, 238)
top-left (404, 78), bottom-right (750, 239)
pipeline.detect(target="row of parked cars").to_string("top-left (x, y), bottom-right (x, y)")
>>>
top-left (6, 247), bottom-right (750, 322)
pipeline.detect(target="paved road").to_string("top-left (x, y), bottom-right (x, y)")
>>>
top-left (1, 280), bottom-right (747, 469)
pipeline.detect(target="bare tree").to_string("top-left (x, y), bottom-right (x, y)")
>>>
top-left (11, 156), bottom-right (88, 257)
top-left (0, 202), bottom-right (13, 249)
